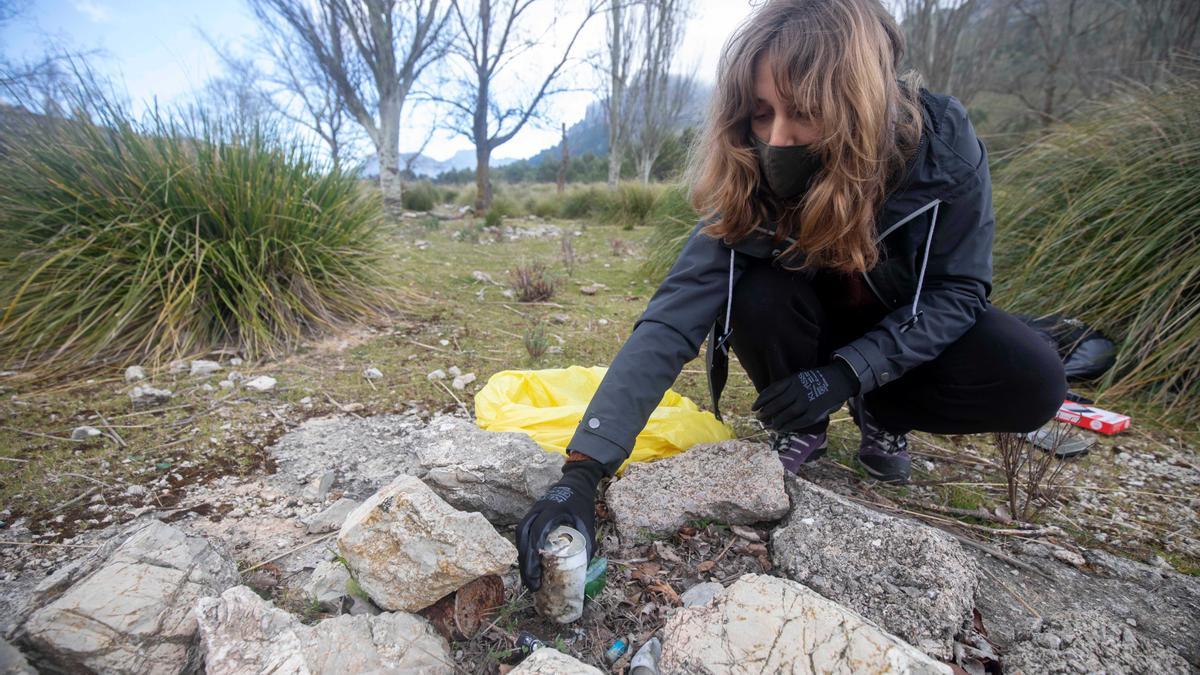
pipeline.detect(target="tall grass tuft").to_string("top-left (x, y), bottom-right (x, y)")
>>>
top-left (639, 183), bottom-right (700, 281)
top-left (991, 74), bottom-right (1200, 419)
top-left (0, 104), bottom-right (403, 379)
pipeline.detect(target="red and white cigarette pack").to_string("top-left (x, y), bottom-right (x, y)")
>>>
top-left (1055, 400), bottom-right (1131, 435)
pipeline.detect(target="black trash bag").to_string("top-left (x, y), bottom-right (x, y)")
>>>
top-left (1013, 313), bottom-right (1117, 382)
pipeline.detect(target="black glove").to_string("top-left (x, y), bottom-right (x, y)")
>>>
top-left (516, 456), bottom-right (605, 592)
top-left (752, 359), bottom-right (860, 432)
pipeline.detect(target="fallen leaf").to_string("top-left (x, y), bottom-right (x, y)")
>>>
top-left (632, 561), bottom-right (661, 582)
top-left (653, 541), bottom-right (682, 564)
top-left (647, 581), bottom-right (681, 606)
top-left (697, 560), bottom-right (715, 573)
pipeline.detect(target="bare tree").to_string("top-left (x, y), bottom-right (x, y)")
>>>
top-left (632, 0), bottom-right (694, 184)
top-left (602, 0), bottom-right (640, 189)
top-left (248, 0), bottom-right (452, 206)
top-left (196, 53), bottom-right (276, 134)
top-left (1097, 0), bottom-right (1200, 89)
top-left (1, 47), bottom-right (118, 119)
top-left (259, 33), bottom-right (360, 167)
top-left (436, 0), bottom-right (602, 212)
top-left (1003, 0), bottom-right (1124, 126)
top-left (401, 121), bottom-right (436, 174)
top-left (557, 121), bottom-right (568, 193)
top-left (890, 0), bottom-right (1012, 105)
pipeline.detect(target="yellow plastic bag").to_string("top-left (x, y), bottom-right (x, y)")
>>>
top-left (474, 365), bottom-right (734, 475)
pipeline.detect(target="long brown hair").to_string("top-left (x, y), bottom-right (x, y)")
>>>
top-left (684, 0), bottom-right (925, 274)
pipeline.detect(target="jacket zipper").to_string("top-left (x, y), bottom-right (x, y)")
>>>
top-left (860, 127), bottom-right (931, 311)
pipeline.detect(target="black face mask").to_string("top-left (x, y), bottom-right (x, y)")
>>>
top-left (751, 134), bottom-right (823, 203)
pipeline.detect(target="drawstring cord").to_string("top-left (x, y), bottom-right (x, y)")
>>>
top-left (716, 248), bottom-right (735, 353)
top-left (900, 199), bottom-right (940, 333)
top-left (718, 196), bottom-right (940, 344)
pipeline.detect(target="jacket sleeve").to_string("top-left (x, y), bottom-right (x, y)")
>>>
top-left (565, 218), bottom-right (749, 476)
top-left (833, 98), bottom-right (994, 395)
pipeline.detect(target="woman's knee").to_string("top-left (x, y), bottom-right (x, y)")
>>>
top-left (988, 310), bottom-right (1069, 431)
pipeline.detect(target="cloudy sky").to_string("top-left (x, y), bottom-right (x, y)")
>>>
top-left (1, 0), bottom-right (759, 162)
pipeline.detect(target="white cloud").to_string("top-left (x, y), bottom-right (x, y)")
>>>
top-left (74, 0), bottom-right (111, 23)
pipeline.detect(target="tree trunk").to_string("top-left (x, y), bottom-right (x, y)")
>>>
top-left (638, 150), bottom-right (653, 184)
top-left (557, 122), bottom-right (568, 194)
top-left (474, 144), bottom-right (492, 213)
top-left (606, 0), bottom-right (624, 190)
top-left (377, 96), bottom-right (403, 209)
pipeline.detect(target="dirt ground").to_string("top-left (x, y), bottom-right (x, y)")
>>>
top-left (1, 212), bottom-right (1197, 672)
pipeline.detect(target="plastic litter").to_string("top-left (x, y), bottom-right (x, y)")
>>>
top-left (474, 365), bottom-right (735, 475)
top-left (630, 637), bottom-right (662, 675)
top-left (584, 556), bottom-right (607, 600)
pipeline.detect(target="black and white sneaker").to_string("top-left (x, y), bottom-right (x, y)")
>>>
top-left (848, 394), bottom-right (912, 483)
top-left (770, 430), bottom-right (828, 475)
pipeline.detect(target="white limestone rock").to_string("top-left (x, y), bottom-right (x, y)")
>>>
top-left (660, 574), bottom-right (952, 674)
top-left (336, 475), bottom-right (517, 612)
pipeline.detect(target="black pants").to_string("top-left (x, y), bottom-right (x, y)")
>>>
top-left (726, 255), bottom-right (1067, 436)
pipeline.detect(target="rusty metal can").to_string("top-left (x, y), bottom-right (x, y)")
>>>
top-left (533, 524), bottom-right (588, 623)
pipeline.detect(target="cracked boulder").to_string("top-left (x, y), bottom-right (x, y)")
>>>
top-left (194, 585), bottom-right (453, 674)
top-left (410, 414), bottom-right (563, 524)
top-left (266, 413), bottom-right (562, 525)
top-left (336, 474), bottom-right (517, 612)
top-left (606, 439), bottom-right (790, 542)
top-left (770, 476), bottom-right (978, 659)
top-left (19, 520), bottom-right (239, 674)
top-left (660, 573), bottom-right (951, 674)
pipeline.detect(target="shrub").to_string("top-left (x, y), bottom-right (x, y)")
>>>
top-left (484, 208), bottom-right (504, 229)
top-left (603, 182), bottom-right (660, 229)
top-left (560, 186), bottom-right (610, 219)
top-left (991, 74), bottom-right (1200, 419)
top-left (401, 180), bottom-right (439, 212)
top-left (992, 425), bottom-right (1074, 523)
top-left (489, 193), bottom-right (519, 219)
top-left (508, 260), bottom-right (558, 302)
top-left (531, 196), bottom-right (563, 219)
top-left (0, 106), bottom-right (400, 379)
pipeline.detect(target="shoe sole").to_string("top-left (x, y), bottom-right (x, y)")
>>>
top-left (856, 455), bottom-right (909, 484)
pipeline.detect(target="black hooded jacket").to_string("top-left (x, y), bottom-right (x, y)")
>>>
top-left (568, 87), bottom-right (995, 477)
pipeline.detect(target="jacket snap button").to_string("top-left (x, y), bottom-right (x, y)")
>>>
top-left (771, 248), bottom-right (781, 256)
top-left (588, 417), bottom-right (600, 429)
top-left (880, 371), bottom-right (891, 383)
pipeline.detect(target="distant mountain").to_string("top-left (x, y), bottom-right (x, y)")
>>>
top-left (362, 75), bottom-right (710, 178)
top-left (522, 76), bottom-right (712, 166)
top-left (359, 147), bottom-right (517, 179)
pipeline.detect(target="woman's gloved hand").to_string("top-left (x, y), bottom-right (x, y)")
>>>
top-left (516, 453), bottom-right (605, 592)
top-left (752, 359), bottom-right (860, 432)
